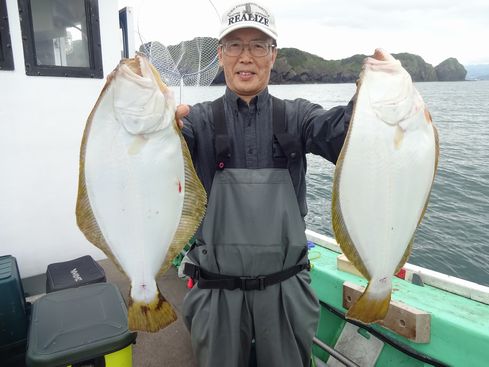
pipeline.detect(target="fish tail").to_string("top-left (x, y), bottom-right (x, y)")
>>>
top-left (346, 282), bottom-right (391, 324)
top-left (127, 287), bottom-right (177, 332)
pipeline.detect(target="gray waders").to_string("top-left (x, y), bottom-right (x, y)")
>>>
top-left (182, 98), bottom-right (320, 367)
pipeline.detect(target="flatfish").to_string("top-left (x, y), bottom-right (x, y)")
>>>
top-left (332, 49), bottom-right (439, 324)
top-left (76, 54), bottom-right (206, 332)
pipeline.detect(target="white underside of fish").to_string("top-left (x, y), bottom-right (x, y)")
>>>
top-left (333, 49), bottom-right (438, 323)
top-left (339, 102), bottom-right (436, 281)
top-left (84, 91), bottom-right (184, 303)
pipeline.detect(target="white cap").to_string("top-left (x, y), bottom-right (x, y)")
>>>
top-left (218, 2), bottom-right (277, 41)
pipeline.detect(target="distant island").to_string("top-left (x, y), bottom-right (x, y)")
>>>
top-left (214, 48), bottom-right (467, 84)
top-left (142, 38), bottom-right (473, 84)
top-left (465, 64), bottom-right (489, 80)
top-left (289, 50), bottom-right (466, 83)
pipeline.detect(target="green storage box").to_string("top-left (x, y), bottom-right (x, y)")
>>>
top-left (0, 255), bottom-right (28, 363)
top-left (26, 283), bottom-right (136, 367)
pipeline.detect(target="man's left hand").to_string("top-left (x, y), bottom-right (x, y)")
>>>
top-left (176, 104), bottom-right (190, 129)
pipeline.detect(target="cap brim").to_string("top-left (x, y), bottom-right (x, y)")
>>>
top-left (219, 23), bottom-right (277, 41)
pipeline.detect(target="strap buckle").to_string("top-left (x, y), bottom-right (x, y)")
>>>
top-left (183, 263), bottom-right (200, 280)
top-left (240, 275), bottom-right (266, 291)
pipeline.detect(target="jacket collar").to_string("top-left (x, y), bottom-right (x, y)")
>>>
top-left (224, 87), bottom-right (270, 112)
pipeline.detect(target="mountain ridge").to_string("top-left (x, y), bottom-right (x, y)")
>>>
top-left (213, 45), bottom-right (467, 84)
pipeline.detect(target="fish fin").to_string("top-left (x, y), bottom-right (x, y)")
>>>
top-left (393, 116), bottom-right (439, 276)
top-left (393, 115), bottom-right (439, 276)
top-left (75, 79), bottom-right (127, 277)
top-left (418, 116), bottom-right (440, 225)
top-left (432, 122), bottom-right (440, 175)
top-left (127, 286), bottom-right (177, 332)
top-left (331, 98), bottom-right (371, 280)
top-left (393, 123), bottom-right (438, 274)
top-left (158, 126), bottom-right (207, 275)
top-left (346, 282), bottom-right (391, 324)
top-left (145, 59), bottom-right (207, 275)
top-left (414, 121), bottom-right (439, 230)
top-left (332, 157), bottom-right (371, 279)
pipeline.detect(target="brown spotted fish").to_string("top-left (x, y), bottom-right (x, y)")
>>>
top-left (76, 54), bottom-right (206, 332)
top-left (332, 49), bottom-right (439, 324)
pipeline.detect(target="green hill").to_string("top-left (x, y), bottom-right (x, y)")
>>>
top-left (269, 48), bottom-right (458, 83)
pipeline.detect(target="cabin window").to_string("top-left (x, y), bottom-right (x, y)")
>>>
top-left (18, 0), bottom-right (103, 78)
top-left (0, 0), bottom-right (14, 70)
top-left (119, 7), bottom-right (129, 59)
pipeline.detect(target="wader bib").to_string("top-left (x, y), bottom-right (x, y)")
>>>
top-left (182, 98), bottom-right (320, 367)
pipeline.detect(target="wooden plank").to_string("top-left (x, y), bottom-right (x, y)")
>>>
top-left (337, 253), bottom-right (363, 277)
top-left (342, 281), bottom-right (431, 343)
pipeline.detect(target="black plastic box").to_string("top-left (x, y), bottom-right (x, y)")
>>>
top-left (45, 255), bottom-right (106, 293)
top-left (0, 255), bottom-right (28, 364)
top-left (26, 283), bottom-right (136, 367)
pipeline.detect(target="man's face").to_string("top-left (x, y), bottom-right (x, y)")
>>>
top-left (218, 28), bottom-right (277, 102)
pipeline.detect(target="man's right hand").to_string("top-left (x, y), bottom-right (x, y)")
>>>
top-left (176, 104), bottom-right (190, 129)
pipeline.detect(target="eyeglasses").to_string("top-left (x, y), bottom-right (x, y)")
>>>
top-left (220, 40), bottom-right (275, 57)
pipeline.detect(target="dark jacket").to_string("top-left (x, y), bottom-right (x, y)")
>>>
top-left (182, 87), bottom-right (353, 217)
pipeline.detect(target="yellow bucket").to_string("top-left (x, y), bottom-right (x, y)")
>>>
top-left (68, 344), bottom-right (133, 367)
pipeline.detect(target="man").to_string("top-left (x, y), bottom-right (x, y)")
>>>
top-left (176, 2), bottom-right (354, 366)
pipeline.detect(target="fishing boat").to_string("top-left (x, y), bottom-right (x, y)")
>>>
top-left (1, 0), bottom-right (488, 366)
top-left (306, 230), bottom-right (489, 367)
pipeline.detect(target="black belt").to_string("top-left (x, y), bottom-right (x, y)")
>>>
top-left (183, 262), bottom-right (310, 291)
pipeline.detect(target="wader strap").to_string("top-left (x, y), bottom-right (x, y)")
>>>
top-left (211, 96), bottom-right (302, 171)
top-left (183, 262), bottom-right (310, 291)
top-left (271, 96), bottom-right (302, 169)
top-left (211, 97), bottom-right (231, 170)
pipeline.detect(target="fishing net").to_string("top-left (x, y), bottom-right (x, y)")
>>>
top-left (135, 0), bottom-right (221, 102)
top-left (140, 37), bottom-right (220, 88)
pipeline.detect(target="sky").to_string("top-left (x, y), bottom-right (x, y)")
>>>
top-left (118, 0), bottom-right (489, 66)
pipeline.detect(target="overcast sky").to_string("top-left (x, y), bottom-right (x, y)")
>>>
top-left (118, 0), bottom-right (489, 66)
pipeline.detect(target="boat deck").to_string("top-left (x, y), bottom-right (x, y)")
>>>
top-left (16, 237), bottom-right (489, 366)
top-left (99, 259), bottom-right (198, 367)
